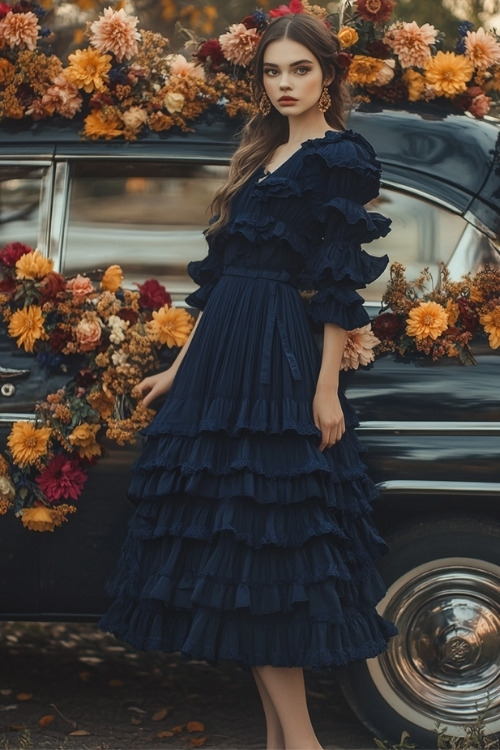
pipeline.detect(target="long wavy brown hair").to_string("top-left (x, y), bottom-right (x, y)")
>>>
top-left (206, 13), bottom-right (349, 236)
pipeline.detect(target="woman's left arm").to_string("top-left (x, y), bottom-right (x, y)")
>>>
top-left (313, 322), bottom-right (347, 451)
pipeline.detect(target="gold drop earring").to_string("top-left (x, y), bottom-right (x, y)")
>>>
top-left (259, 93), bottom-right (272, 116)
top-left (318, 86), bottom-right (332, 113)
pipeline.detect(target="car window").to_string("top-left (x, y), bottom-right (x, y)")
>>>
top-left (62, 161), bottom-right (228, 302)
top-left (364, 187), bottom-right (467, 301)
top-left (0, 165), bottom-right (47, 248)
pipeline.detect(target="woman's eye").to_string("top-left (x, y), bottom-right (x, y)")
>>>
top-left (295, 67), bottom-right (310, 75)
top-left (264, 69), bottom-right (278, 76)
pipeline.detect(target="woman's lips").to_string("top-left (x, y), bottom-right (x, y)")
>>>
top-left (278, 97), bottom-right (298, 105)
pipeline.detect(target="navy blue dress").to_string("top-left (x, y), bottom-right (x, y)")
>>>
top-left (100, 130), bottom-right (398, 668)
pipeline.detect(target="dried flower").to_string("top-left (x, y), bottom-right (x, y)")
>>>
top-left (348, 55), bottom-right (386, 86)
top-left (7, 422), bottom-right (52, 468)
top-left (468, 91), bottom-right (491, 117)
top-left (356, 0), bottom-right (395, 23)
top-left (0, 242), bottom-right (31, 266)
top-left (75, 316), bottom-right (102, 352)
top-left (84, 109), bottom-right (124, 140)
top-left (21, 506), bottom-right (57, 532)
top-left (402, 69), bottom-right (427, 101)
top-left (67, 274), bottom-right (95, 304)
top-left (464, 28), bottom-right (500, 70)
top-left (101, 264), bottom-right (123, 292)
top-left (90, 7), bottom-right (141, 63)
top-left (68, 423), bottom-right (101, 460)
top-left (136, 279), bottom-right (172, 310)
top-left (341, 325), bottom-right (380, 371)
top-left (41, 73), bottom-right (82, 118)
top-left (65, 48), bottom-right (112, 93)
top-left (480, 307), bottom-right (500, 349)
top-left (164, 90), bottom-right (185, 114)
top-left (219, 23), bottom-right (259, 67)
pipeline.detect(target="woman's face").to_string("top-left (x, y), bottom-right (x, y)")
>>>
top-left (262, 38), bottom-right (327, 119)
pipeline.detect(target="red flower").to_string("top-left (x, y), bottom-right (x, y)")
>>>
top-left (136, 279), bottom-right (172, 310)
top-left (372, 312), bottom-right (403, 340)
top-left (39, 272), bottom-right (67, 302)
top-left (269, 0), bottom-right (303, 18)
top-left (75, 368), bottom-right (98, 388)
top-left (335, 52), bottom-right (352, 70)
top-left (0, 242), bottom-right (32, 267)
top-left (0, 276), bottom-right (16, 293)
top-left (357, 0), bottom-right (395, 23)
top-left (457, 297), bottom-right (479, 332)
top-left (49, 328), bottom-right (72, 353)
top-left (194, 39), bottom-right (225, 71)
top-left (36, 454), bottom-right (87, 503)
top-left (0, 3), bottom-right (11, 19)
top-left (367, 40), bottom-right (393, 59)
top-left (117, 307), bottom-right (139, 325)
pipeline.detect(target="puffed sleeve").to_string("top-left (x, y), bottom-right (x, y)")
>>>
top-left (301, 133), bottom-right (390, 330)
top-left (184, 220), bottom-right (224, 310)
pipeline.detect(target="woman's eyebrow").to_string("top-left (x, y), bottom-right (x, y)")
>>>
top-left (263, 59), bottom-right (314, 67)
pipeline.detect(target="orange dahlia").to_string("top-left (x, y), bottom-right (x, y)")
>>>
top-left (347, 55), bottom-right (385, 86)
top-left (7, 422), bottom-right (52, 467)
top-left (21, 506), bottom-right (57, 532)
top-left (147, 306), bottom-right (195, 348)
top-left (15, 249), bottom-right (53, 280)
top-left (425, 51), bottom-right (474, 97)
top-left (480, 307), bottom-right (500, 349)
top-left (406, 301), bottom-right (448, 340)
top-left (68, 423), bottom-right (101, 460)
top-left (8, 305), bottom-right (46, 352)
top-left (101, 264), bottom-right (124, 292)
top-left (65, 48), bottom-right (112, 93)
top-left (84, 109), bottom-right (124, 140)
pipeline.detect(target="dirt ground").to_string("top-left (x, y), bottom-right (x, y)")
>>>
top-left (0, 622), bottom-right (376, 750)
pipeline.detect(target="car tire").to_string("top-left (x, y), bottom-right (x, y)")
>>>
top-left (337, 515), bottom-right (500, 747)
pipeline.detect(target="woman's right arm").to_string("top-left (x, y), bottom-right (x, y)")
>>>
top-left (136, 311), bottom-right (203, 408)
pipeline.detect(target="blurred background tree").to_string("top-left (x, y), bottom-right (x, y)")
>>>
top-left (40, 0), bottom-right (500, 59)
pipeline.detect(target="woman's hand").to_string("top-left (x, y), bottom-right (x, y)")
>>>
top-left (136, 368), bottom-right (177, 408)
top-left (312, 385), bottom-right (345, 451)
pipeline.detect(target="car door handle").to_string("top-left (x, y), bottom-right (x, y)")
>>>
top-left (0, 366), bottom-right (30, 380)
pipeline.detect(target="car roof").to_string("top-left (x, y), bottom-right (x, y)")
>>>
top-left (2, 102), bottom-right (499, 237)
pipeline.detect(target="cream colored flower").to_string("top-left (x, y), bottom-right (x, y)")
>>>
top-left (90, 7), bottom-right (141, 62)
top-left (464, 28), bottom-right (500, 70)
top-left (168, 54), bottom-right (206, 79)
top-left (164, 91), bottom-right (185, 114)
top-left (384, 21), bottom-right (437, 69)
top-left (0, 10), bottom-right (40, 51)
top-left (373, 59), bottom-right (396, 86)
top-left (219, 23), bottom-right (259, 67)
top-left (122, 106), bottom-right (148, 132)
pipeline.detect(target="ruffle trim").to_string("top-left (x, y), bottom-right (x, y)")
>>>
top-left (308, 243), bottom-right (389, 289)
top-left (304, 285), bottom-right (371, 330)
top-left (312, 197), bottom-right (391, 240)
top-left (99, 602), bottom-right (397, 668)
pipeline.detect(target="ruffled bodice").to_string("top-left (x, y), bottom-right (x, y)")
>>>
top-left (186, 130), bottom-right (390, 330)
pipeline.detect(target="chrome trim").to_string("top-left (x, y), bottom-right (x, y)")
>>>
top-left (49, 162), bottom-right (71, 273)
top-left (380, 178), bottom-right (463, 215)
top-left (377, 480), bottom-right (500, 496)
top-left (0, 158), bottom-right (52, 165)
top-left (38, 163), bottom-right (55, 256)
top-left (358, 421), bottom-right (500, 434)
top-left (0, 414), bottom-right (35, 424)
top-left (53, 154), bottom-right (232, 164)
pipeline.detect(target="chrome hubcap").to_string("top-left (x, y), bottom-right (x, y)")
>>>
top-left (372, 558), bottom-right (500, 731)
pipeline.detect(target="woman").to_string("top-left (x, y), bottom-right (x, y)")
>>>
top-left (100, 12), bottom-right (397, 750)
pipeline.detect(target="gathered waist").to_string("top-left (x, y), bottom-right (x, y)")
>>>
top-left (222, 266), bottom-right (295, 285)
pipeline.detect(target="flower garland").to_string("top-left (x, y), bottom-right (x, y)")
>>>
top-left (372, 263), bottom-right (500, 364)
top-left (0, 0), bottom-right (499, 140)
top-left (0, 244), bottom-right (195, 531)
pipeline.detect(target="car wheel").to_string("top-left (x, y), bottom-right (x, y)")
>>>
top-left (337, 515), bottom-right (500, 746)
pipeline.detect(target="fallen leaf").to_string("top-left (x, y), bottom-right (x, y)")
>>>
top-left (16, 693), bottom-right (33, 701)
top-left (127, 706), bottom-right (147, 715)
top-left (152, 707), bottom-right (169, 721)
top-left (0, 689), bottom-right (12, 696)
top-left (130, 716), bottom-right (143, 726)
top-left (0, 705), bottom-right (18, 712)
top-left (78, 672), bottom-right (91, 682)
top-left (68, 729), bottom-right (91, 736)
top-left (109, 678), bottom-right (125, 688)
top-left (38, 715), bottom-right (55, 728)
top-left (171, 724), bottom-right (185, 734)
top-left (156, 730), bottom-right (174, 739)
top-left (187, 721), bottom-right (205, 733)
top-left (190, 738), bottom-right (207, 747)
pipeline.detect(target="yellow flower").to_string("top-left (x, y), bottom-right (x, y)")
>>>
top-left (101, 264), bottom-right (123, 292)
top-left (84, 109), bottom-right (124, 140)
top-left (65, 47), bottom-right (112, 93)
top-left (147, 306), bottom-right (195, 348)
top-left (16, 249), bottom-right (53, 280)
top-left (425, 51), bottom-right (474, 98)
top-left (68, 423), bottom-right (101, 459)
top-left (337, 27), bottom-right (359, 49)
top-left (7, 422), bottom-right (52, 468)
top-left (480, 307), bottom-right (500, 349)
top-left (0, 454), bottom-right (10, 475)
top-left (21, 506), bottom-right (57, 532)
top-left (8, 305), bottom-right (46, 352)
top-left (0, 58), bottom-right (15, 85)
top-left (406, 301), bottom-right (449, 340)
top-left (347, 55), bottom-right (385, 86)
top-left (446, 300), bottom-right (460, 326)
top-left (403, 69), bottom-right (426, 101)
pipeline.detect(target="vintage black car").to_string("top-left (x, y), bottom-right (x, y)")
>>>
top-left (1, 102), bottom-right (500, 746)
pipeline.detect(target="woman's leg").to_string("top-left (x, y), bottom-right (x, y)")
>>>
top-left (253, 666), bottom-right (323, 750)
top-left (252, 668), bottom-right (286, 750)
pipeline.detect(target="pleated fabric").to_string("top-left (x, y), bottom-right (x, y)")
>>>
top-left (99, 129), bottom-right (398, 667)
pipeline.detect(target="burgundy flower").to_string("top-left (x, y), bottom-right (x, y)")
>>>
top-left (49, 328), bottom-right (72, 353)
top-left (240, 14), bottom-right (259, 30)
top-left (116, 307), bottom-right (139, 325)
top-left (194, 39), bottom-right (225, 71)
top-left (457, 297), bottom-right (479, 332)
top-left (357, 0), bottom-right (395, 23)
top-left (0, 276), bottom-right (16, 293)
top-left (0, 241), bottom-right (32, 267)
top-left (372, 312), bottom-right (403, 340)
top-left (0, 3), bottom-right (11, 19)
top-left (36, 453), bottom-right (87, 503)
top-left (335, 52), bottom-right (352, 70)
top-left (269, 0), bottom-right (303, 18)
top-left (39, 271), bottom-right (66, 302)
top-left (367, 40), bottom-right (393, 59)
top-left (136, 278), bottom-right (172, 310)
top-left (89, 92), bottom-right (114, 109)
top-left (75, 368), bottom-right (98, 388)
